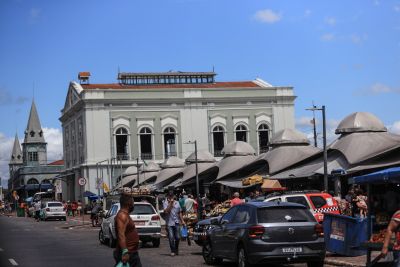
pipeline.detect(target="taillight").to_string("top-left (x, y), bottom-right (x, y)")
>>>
top-left (314, 223), bottom-right (323, 237)
top-left (151, 215), bottom-right (160, 221)
top-left (46, 208), bottom-right (50, 212)
top-left (249, 225), bottom-right (265, 238)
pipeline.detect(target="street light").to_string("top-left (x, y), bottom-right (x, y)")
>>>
top-left (306, 105), bottom-right (328, 192)
top-left (184, 140), bottom-right (200, 221)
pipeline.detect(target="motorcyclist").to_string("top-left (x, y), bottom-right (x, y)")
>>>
top-left (90, 201), bottom-right (103, 226)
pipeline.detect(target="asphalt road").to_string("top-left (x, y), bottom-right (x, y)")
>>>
top-left (0, 215), bottom-right (319, 267)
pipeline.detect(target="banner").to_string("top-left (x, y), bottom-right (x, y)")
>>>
top-left (102, 182), bottom-right (110, 193)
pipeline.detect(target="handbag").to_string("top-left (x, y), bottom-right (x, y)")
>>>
top-left (116, 261), bottom-right (130, 267)
top-left (180, 225), bottom-right (188, 238)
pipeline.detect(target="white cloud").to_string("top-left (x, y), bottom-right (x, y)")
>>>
top-left (325, 17), bottom-right (336, 26)
top-left (0, 133), bottom-right (15, 187)
top-left (321, 33), bottom-right (335, 41)
top-left (367, 83), bottom-right (400, 94)
top-left (253, 9), bottom-right (282, 24)
top-left (388, 121), bottom-right (400, 134)
top-left (43, 127), bottom-right (63, 162)
top-left (0, 128), bottom-right (63, 189)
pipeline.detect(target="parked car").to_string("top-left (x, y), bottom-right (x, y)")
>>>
top-left (193, 216), bottom-right (221, 246)
top-left (40, 201), bottom-right (66, 221)
top-left (264, 190), bottom-right (340, 223)
top-left (99, 202), bottom-right (161, 248)
top-left (203, 202), bottom-right (325, 267)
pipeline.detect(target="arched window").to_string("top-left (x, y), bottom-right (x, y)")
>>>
top-left (163, 127), bottom-right (176, 158)
top-left (235, 124), bottom-right (248, 142)
top-left (41, 179), bottom-right (51, 184)
top-left (27, 178), bottom-right (39, 184)
top-left (139, 127), bottom-right (153, 160)
top-left (212, 126), bottom-right (225, 157)
top-left (258, 123), bottom-right (269, 153)
top-left (115, 127), bottom-right (129, 160)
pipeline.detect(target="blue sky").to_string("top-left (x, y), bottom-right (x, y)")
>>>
top-left (1, 0), bottom-right (400, 186)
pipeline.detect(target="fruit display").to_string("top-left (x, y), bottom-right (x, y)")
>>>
top-left (369, 229), bottom-right (387, 243)
top-left (209, 200), bottom-right (231, 217)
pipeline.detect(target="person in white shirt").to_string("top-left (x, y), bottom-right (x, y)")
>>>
top-left (184, 194), bottom-right (195, 213)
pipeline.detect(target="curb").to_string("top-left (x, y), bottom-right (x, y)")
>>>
top-left (324, 258), bottom-right (364, 267)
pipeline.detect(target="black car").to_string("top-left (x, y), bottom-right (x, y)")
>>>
top-left (202, 202), bottom-right (325, 267)
top-left (193, 216), bottom-right (221, 246)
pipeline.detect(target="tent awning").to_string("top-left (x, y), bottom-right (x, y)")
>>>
top-left (215, 179), bottom-right (255, 188)
top-left (349, 167), bottom-right (400, 184)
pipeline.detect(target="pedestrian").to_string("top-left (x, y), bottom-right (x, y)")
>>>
top-left (163, 191), bottom-right (185, 256)
top-left (71, 201), bottom-right (78, 217)
top-left (114, 193), bottom-right (142, 267)
top-left (202, 193), bottom-right (211, 218)
top-left (184, 194), bottom-right (195, 214)
top-left (34, 201), bottom-right (41, 222)
top-left (230, 192), bottom-right (243, 207)
top-left (67, 200), bottom-right (72, 216)
top-left (77, 200), bottom-right (82, 216)
top-left (354, 188), bottom-right (368, 218)
top-left (381, 209), bottom-right (400, 266)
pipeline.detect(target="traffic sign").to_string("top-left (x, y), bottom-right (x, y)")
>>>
top-left (78, 177), bottom-right (86, 186)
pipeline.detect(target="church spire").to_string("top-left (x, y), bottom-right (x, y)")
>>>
top-left (10, 133), bottom-right (23, 164)
top-left (24, 100), bottom-right (45, 144)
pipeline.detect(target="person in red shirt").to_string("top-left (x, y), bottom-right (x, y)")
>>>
top-left (230, 192), bottom-right (243, 207)
top-left (381, 210), bottom-right (400, 265)
top-left (71, 201), bottom-right (78, 217)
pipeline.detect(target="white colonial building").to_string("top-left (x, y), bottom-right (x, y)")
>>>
top-left (60, 71), bottom-right (296, 200)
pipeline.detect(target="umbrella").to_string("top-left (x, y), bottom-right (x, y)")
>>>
top-left (83, 191), bottom-right (96, 197)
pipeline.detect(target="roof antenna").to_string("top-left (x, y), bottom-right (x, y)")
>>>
top-left (212, 65), bottom-right (215, 73)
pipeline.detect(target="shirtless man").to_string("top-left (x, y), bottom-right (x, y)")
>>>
top-left (114, 193), bottom-right (142, 267)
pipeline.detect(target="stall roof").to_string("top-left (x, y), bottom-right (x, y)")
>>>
top-left (349, 167), bottom-right (400, 184)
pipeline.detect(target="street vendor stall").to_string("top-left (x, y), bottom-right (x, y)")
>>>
top-left (349, 167), bottom-right (400, 266)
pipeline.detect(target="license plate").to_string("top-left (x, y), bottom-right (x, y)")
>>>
top-left (282, 247), bottom-right (302, 253)
top-left (134, 221), bottom-right (145, 225)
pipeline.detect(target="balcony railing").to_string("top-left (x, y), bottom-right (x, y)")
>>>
top-left (116, 154), bottom-right (130, 160)
top-left (141, 153), bottom-right (153, 160)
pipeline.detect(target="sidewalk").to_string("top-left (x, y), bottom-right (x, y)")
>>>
top-left (325, 251), bottom-right (382, 267)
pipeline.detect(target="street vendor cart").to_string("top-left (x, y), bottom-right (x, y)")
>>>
top-left (349, 167), bottom-right (400, 266)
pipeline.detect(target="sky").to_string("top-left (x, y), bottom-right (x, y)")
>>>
top-left (1, 0), bottom-right (400, 188)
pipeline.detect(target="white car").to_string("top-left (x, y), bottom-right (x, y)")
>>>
top-left (41, 201), bottom-right (66, 221)
top-left (99, 202), bottom-right (161, 248)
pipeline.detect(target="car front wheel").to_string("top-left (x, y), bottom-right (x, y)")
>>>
top-left (99, 229), bottom-right (106, 244)
top-left (237, 246), bottom-right (251, 267)
top-left (202, 242), bottom-right (223, 265)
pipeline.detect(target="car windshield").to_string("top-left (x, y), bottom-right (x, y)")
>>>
top-left (131, 204), bottom-right (155, 215)
top-left (48, 203), bottom-right (63, 207)
top-left (257, 207), bottom-right (315, 223)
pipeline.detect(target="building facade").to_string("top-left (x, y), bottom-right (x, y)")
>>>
top-left (60, 71), bottom-right (296, 200)
top-left (8, 101), bottom-right (64, 199)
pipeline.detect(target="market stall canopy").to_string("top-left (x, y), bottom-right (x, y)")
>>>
top-left (83, 191), bottom-right (96, 197)
top-left (221, 141), bottom-right (256, 156)
top-left (132, 162), bottom-right (160, 187)
top-left (237, 129), bottom-right (320, 178)
top-left (178, 151), bottom-right (217, 186)
top-left (349, 167), bottom-right (400, 184)
top-left (117, 166), bottom-right (139, 188)
top-left (151, 157), bottom-right (185, 190)
top-left (272, 112), bottom-right (400, 179)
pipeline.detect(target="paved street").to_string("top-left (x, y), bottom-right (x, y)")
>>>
top-left (0, 214), bottom-right (321, 267)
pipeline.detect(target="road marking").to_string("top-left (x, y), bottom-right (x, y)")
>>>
top-left (9, 258), bottom-right (18, 266)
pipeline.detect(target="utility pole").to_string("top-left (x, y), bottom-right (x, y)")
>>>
top-left (137, 158), bottom-right (140, 189)
top-left (306, 105), bottom-right (328, 192)
top-left (312, 103), bottom-right (318, 147)
top-left (184, 140), bottom-right (200, 221)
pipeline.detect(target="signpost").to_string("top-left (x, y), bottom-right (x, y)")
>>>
top-left (78, 178), bottom-right (86, 225)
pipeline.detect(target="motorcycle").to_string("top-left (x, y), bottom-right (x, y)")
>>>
top-left (91, 209), bottom-right (104, 227)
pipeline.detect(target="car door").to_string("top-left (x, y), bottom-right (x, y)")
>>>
top-left (225, 206), bottom-right (251, 259)
top-left (211, 206), bottom-right (238, 257)
top-left (104, 204), bottom-right (118, 237)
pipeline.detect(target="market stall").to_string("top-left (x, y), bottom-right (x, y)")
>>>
top-left (349, 167), bottom-right (400, 266)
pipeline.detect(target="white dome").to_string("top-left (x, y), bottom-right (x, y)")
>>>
top-left (222, 141), bottom-right (256, 156)
top-left (123, 166), bottom-right (138, 176)
top-left (335, 112), bottom-right (387, 134)
top-left (161, 156), bottom-right (185, 168)
top-left (140, 162), bottom-right (161, 172)
top-left (186, 150), bottom-right (216, 163)
top-left (270, 129), bottom-right (310, 146)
